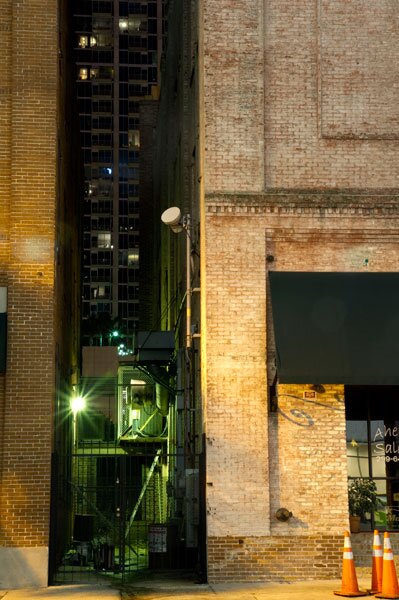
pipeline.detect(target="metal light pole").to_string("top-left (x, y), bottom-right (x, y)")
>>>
top-left (161, 207), bottom-right (197, 464)
top-left (161, 207), bottom-right (193, 350)
top-left (183, 213), bottom-right (192, 350)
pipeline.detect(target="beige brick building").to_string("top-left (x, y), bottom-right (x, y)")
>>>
top-left (0, 0), bottom-right (80, 588)
top-left (155, 0), bottom-right (399, 583)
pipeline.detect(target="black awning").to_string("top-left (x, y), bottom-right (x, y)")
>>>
top-left (269, 272), bottom-right (399, 384)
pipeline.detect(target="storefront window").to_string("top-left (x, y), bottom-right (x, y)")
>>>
top-left (346, 386), bottom-right (399, 530)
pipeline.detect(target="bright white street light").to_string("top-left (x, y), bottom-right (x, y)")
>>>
top-left (71, 395), bottom-right (86, 414)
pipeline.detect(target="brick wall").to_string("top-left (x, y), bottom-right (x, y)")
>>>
top-left (0, 0), bottom-right (12, 523)
top-left (155, 0), bottom-right (399, 583)
top-left (207, 532), bottom-right (399, 582)
top-left (0, 0), bottom-right (58, 549)
top-left (270, 384), bottom-right (347, 536)
top-left (203, 0), bottom-right (264, 193)
top-left (0, 0), bottom-right (69, 588)
top-left (203, 0), bottom-right (399, 191)
top-left (352, 532), bottom-right (399, 571)
top-left (203, 197), bottom-right (399, 581)
top-left (200, 0), bottom-right (399, 581)
top-left (205, 212), bottom-right (269, 539)
top-left (207, 535), bottom-right (343, 582)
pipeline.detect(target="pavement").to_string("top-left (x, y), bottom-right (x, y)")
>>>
top-left (0, 575), bottom-right (374, 600)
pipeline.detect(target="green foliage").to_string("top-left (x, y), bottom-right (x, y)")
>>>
top-left (348, 478), bottom-right (379, 519)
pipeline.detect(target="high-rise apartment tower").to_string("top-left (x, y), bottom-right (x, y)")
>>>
top-left (74, 0), bottom-right (165, 343)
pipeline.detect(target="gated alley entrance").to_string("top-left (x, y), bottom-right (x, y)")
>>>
top-left (51, 444), bottom-right (205, 585)
top-left (49, 359), bottom-right (205, 585)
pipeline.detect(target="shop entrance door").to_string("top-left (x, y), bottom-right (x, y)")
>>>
top-left (346, 385), bottom-right (399, 531)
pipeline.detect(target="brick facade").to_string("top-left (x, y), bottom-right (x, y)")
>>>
top-left (203, 0), bottom-right (399, 192)
top-left (200, 0), bottom-right (399, 583)
top-left (203, 195), bottom-right (399, 581)
top-left (0, 0), bottom-right (79, 588)
top-left (207, 535), bottom-right (343, 582)
top-left (155, 0), bottom-right (399, 584)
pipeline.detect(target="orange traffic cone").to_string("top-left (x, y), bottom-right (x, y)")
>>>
top-left (334, 531), bottom-right (368, 597)
top-left (376, 532), bottom-right (399, 599)
top-left (370, 529), bottom-right (383, 593)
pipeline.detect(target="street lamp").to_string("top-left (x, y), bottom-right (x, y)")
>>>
top-left (161, 206), bottom-right (201, 464)
top-left (71, 394), bottom-right (86, 450)
top-left (161, 206), bottom-right (193, 349)
top-left (71, 395), bottom-right (85, 414)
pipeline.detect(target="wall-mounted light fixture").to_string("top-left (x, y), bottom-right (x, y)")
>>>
top-left (310, 384), bottom-right (325, 394)
top-left (161, 206), bottom-right (194, 349)
top-left (275, 508), bottom-right (293, 522)
top-left (161, 206), bottom-right (184, 234)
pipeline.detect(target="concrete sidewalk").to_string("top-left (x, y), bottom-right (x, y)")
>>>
top-left (120, 577), bottom-right (371, 600)
top-left (0, 576), bottom-right (372, 600)
top-left (0, 584), bottom-right (120, 599)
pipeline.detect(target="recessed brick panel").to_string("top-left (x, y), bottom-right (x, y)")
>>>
top-left (261, 0), bottom-right (399, 188)
top-left (203, 0), bottom-right (265, 193)
top-left (320, 0), bottom-right (399, 139)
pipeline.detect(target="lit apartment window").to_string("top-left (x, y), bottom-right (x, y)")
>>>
top-left (92, 286), bottom-right (106, 299)
top-left (90, 36), bottom-right (97, 47)
top-left (128, 130), bottom-right (140, 148)
top-left (129, 17), bottom-right (143, 32)
top-left (79, 36), bottom-right (88, 48)
top-left (79, 68), bottom-right (88, 80)
top-left (128, 248), bottom-right (139, 267)
top-left (98, 233), bottom-right (111, 248)
top-left (90, 68), bottom-right (99, 79)
top-left (119, 18), bottom-right (128, 32)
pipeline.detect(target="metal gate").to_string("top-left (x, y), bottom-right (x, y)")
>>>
top-left (50, 442), bottom-right (205, 585)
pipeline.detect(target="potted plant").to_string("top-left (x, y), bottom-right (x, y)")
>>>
top-left (348, 478), bottom-right (379, 533)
